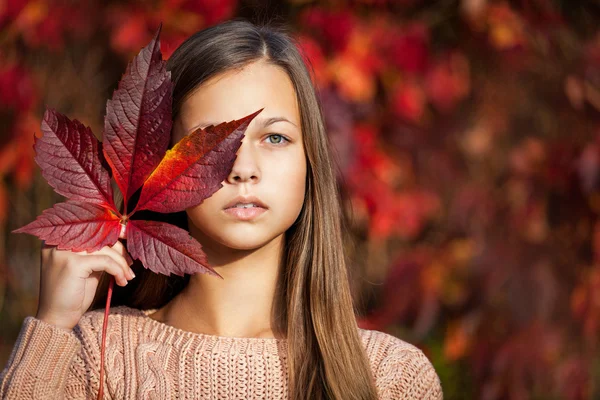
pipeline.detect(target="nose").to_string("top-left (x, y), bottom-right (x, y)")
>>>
top-left (226, 138), bottom-right (260, 184)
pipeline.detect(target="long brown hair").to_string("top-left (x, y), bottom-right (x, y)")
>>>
top-left (90, 18), bottom-right (379, 400)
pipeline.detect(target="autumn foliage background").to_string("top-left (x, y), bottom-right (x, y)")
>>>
top-left (1, 0), bottom-right (600, 398)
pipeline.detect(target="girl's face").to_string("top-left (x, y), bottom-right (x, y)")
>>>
top-left (171, 59), bottom-right (307, 252)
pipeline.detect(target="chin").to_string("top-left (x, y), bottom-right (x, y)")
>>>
top-left (211, 226), bottom-right (285, 251)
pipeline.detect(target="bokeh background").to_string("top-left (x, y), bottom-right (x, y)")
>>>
top-left (1, 0), bottom-right (600, 398)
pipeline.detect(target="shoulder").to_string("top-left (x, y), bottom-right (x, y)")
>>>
top-left (358, 328), bottom-right (443, 400)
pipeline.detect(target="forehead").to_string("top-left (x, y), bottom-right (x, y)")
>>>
top-left (177, 60), bottom-right (301, 132)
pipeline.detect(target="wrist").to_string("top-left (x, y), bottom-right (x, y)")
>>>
top-left (35, 312), bottom-right (75, 332)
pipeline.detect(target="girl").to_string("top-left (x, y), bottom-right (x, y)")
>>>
top-left (0, 18), bottom-right (442, 399)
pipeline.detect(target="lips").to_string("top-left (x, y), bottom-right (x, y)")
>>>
top-left (223, 195), bottom-right (268, 210)
top-left (223, 206), bottom-right (267, 221)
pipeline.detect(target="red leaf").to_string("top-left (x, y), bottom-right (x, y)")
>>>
top-left (34, 109), bottom-right (117, 212)
top-left (15, 25), bottom-right (254, 278)
top-left (126, 219), bottom-right (222, 278)
top-left (102, 24), bottom-right (173, 206)
top-left (12, 201), bottom-right (121, 252)
top-left (133, 109), bottom-right (263, 214)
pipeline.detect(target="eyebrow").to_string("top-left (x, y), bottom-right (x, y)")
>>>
top-left (189, 116), bottom-right (298, 132)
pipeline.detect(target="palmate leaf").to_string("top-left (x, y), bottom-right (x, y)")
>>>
top-left (14, 24), bottom-right (262, 277)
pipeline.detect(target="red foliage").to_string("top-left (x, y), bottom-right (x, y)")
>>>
top-left (3, 1), bottom-right (600, 398)
top-left (300, 8), bottom-right (356, 53)
top-left (13, 27), bottom-right (261, 277)
top-left (0, 64), bottom-right (36, 113)
top-left (387, 23), bottom-right (430, 75)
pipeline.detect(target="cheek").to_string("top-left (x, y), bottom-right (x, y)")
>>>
top-left (185, 195), bottom-right (221, 231)
top-left (270, 156), bottom-right (306, 221)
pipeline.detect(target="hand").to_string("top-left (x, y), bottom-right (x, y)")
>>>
top-left (35, 240), bottom-right (135, 331)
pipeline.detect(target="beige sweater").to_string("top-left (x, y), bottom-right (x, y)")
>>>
top-left (0, 306), bottom-right (443, 399)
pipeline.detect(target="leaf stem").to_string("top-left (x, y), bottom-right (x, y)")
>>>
top-left (97, 276), bottom-right (114, 400)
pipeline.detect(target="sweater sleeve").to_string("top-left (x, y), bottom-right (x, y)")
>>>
top-left (376, 344), bottom-right (443, 400)
top-left (0, 316), bottom-right (100, 399)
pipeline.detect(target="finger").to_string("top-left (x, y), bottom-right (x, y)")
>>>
top-left (79, 255), bottom-right (130, 287)
top-left (110, 241), bottom-right (134, 265)
top-left (109, 240), bottom-right (125, 253)
top-left (85, 246), bottom-right (134, 280)
top-left (60, 244), bottom-right (134, 279)
top-left (76, 241), bottom-right (133, 266)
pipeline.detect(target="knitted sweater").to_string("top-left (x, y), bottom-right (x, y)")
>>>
top-left (0, 305), bottom-right (443, 399)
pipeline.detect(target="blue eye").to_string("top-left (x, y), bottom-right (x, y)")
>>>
top-left (266, 134), bottom-right (289, 145)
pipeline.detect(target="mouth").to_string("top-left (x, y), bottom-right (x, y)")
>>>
top-left (223, 204), bottom-right (267, 221)
top-left (223, 195), bottom-right (268, 210)
top-left (224, 203), bottom-right (265, 210)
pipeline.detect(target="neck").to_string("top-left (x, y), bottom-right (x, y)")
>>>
top-left (155, 219), bottom-right (284, 339)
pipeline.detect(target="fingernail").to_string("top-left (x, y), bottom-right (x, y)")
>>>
top-left (129, 268), bottom-right (135, 278)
